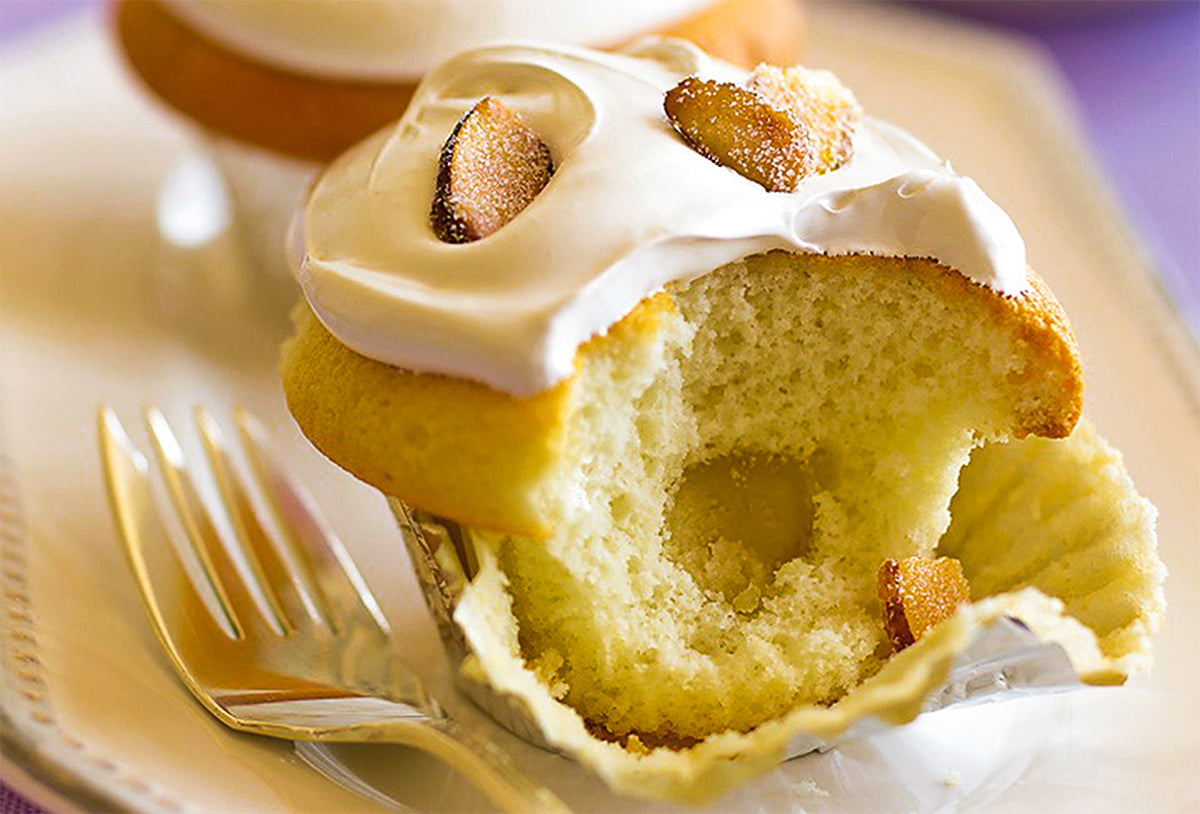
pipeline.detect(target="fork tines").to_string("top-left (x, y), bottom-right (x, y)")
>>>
top-left (99, 406), bottom-right (390, 642)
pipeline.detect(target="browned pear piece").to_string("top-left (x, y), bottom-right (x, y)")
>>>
top-left (878, 556), bottom-right (972, 652)
top-left (746, 65), bottom-right (860, 175)
top-left (663, 66), bottom-right (860, 192)
top-left (431, 97), bottom-right (554, 243)
top-left (664, 76), bottom-right (808, 192)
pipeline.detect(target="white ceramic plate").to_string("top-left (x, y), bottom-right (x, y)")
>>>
top-left (2, 4), bottom-right (1197, 812)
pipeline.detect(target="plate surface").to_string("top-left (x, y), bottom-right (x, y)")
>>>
top-left (2, 5), bottom-right (1198, 813)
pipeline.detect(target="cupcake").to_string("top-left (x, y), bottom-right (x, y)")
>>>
top-left (280, 40), bottom-right (1165, 802)
top-left (111, 0), bottom-right (803, 279)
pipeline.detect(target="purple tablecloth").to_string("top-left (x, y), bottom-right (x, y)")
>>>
top-left (975, 0), bottom-right (1199, 329)
top-left (1, 1), bottom-right (1196, 811)
top-left (0, 787), bottom-right (44, 814)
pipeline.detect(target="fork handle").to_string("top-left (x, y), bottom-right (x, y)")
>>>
top-left (374, 717), bottom-right (569, 813)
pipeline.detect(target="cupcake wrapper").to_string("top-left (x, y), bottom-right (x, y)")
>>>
top-left (387, 417), bottom-right (1165, 800)
top-left (395, 502), bottom-right (1093, 759)
top-left (392, 498), bottom-right (561, 752)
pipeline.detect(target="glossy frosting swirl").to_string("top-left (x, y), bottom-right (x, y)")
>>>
top-left (299, 40), bottom-right (1028, 396)
top-left (164, 0), bottom-right (714, 81)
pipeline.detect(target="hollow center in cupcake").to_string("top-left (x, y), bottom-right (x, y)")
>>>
top-left (665, 451), bottom-right (816, 610)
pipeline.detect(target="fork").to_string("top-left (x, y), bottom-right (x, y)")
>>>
top-left (98, 405), bottom-right (567, 813)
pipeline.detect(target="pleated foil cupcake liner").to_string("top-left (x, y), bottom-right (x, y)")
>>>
top-left (390, 498), bottom-right (1090, 761)
top-left (391, 497), bottom-right (560, 752)
top-left (384, 419), bottom-right (1163, 789)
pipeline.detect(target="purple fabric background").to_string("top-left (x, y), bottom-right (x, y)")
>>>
top-left (0, 783), bottom-right (43, 814)
top-left (1, 1), bottom-right (1196, 811)
top-left (965, 0), bottom-right (1199, 330)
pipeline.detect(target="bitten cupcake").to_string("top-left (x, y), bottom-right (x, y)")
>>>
top-left (111, 0), bottom-right (803, 278)
top-left (281, 39), bottom-right (1165, 803)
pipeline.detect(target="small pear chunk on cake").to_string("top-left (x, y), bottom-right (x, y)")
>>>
top-left (878, 556), bottom-right (972, 651)
top-left (431, 96), bottom-right (554, 243)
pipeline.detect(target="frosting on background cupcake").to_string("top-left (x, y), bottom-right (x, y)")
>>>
top-left (164, 0), bottom-right (722, 80)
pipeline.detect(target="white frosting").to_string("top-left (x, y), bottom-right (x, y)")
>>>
top-left (300, 40), bottom-right (1029, 396)
top-left (164, 0), bottom-right (713, 81)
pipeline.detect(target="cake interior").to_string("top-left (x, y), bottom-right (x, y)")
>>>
top-left (468, 250), bottom-right (1051, 744)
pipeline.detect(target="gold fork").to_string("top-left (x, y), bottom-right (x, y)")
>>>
top-left (98, 405), bottom-right (567, 813)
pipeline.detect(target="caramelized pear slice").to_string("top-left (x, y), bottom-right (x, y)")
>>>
top-left (746, 65), bottom-right (860, 175)
top-left (878, 556), bottom-right (971, 652)
top-left (431, 97), bottom-right (554, 243)
top-left (664, 76), bottom-right (808, 192)
top-left (663, 66), bottom-right (859, 192)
